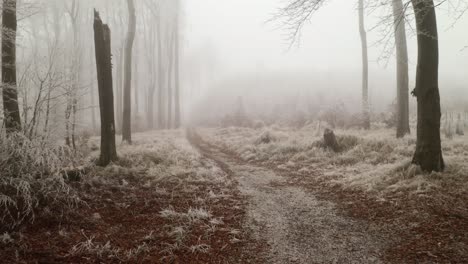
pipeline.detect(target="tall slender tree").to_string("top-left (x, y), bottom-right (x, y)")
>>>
top-left (167, 29), bottom-right (175, 129)
top-left (122, 0), bottom-right (136, 143)
top-left (392, 0), bottom-right (410, 138)
top-left (358, 0), bottom-right (370, 129)
top-left (2, 0), bottom-right (21, 133)
top-left (65, 0), bottom-right (82, 149)
top-left (174, 2), bottom-right (181, 128)
top-left (410, 0), bottom-right (444, 172)
top-left (157, 12), bottom-right (165, 129)
top-left (276, 0), bottom-right (444, 171)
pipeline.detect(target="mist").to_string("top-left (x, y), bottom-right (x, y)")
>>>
top-left (185, 0), bottom-right (468, 119)
top-left (1, 0), bottom-right (467, 263)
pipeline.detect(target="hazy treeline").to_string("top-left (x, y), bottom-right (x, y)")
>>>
top-left (0, 0), bottom-right (184, 145)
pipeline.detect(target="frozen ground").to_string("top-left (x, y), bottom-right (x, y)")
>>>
top-left (198, 124), bottom-right (468, 263)
top-left (190, 130), bottom-right (390, 263)
top-left (199, 125), bottom-right (468, 199)
top-left (2, 127), bottom-right (466, 263)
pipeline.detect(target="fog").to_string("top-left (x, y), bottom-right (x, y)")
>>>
top-left (2, 1), bottom-right (468, 262)
top-left (184, 0), bottom-right (468, 119)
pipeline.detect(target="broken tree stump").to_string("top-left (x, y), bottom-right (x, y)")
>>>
top-left (324, 128), bottom-right (340, 152)
top-left (94, 10), bottom-right (118, 166)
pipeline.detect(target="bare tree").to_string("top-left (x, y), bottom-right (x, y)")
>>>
top-left (392, 0), bottom-right (410, 138)
top-left (358, 0), bottom-right (370, 129)
top-left (276, 0), bottom-right (445, 171)
top-left (94, 9), bottom-right (118, 166)
top-left (167, 29), bottom-right (175, 129)
top-left (2, 0), bottom-right (21, 133)
top-left (156, 10), bottom-right (165, 129)
top-left (143, 7), bottom-right (156, 129)
top-left (65, 0), bottom-right (82, 149)
top-left (410, 0), bottom-right (444, 172)
top-left (174, 1), bottom-right (181, 129)
top-left (122, 0), bottom-right (136, 143)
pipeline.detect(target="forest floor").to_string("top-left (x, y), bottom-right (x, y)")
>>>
top-left (1, 126), bottom-right (467, 263)
top-left (1, 130), bottom-right (264, 263)
top-left (198, 125), bottom-right (468, 263)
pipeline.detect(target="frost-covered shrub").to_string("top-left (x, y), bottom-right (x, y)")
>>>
top-left (0, 133), bottom-right (80, 229)
top-left (254, 131), bottom-right (277, 145)
top-left (336, 135), bottom-right (360, 151)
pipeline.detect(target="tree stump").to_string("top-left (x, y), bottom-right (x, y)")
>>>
top-left (324, 128), bottom-right (340, 152)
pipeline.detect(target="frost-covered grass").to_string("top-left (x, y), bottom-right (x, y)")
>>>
top-left (0, 133), bottom-right (81, 229)
top-left (82, 130), bottom-right (237, 260)
top-left (1, 129), bottom-right (249, 262)
top-left (200, 124), bottom-right (468, 199)
top-left (85, 129), bottom-right (229, 188)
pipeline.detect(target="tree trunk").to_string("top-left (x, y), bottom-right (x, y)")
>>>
top-left (143, 12), bottom-right (156, 130)
top-left (167, 31), bottom-right (175, 130)
top-left (410, 0), bottom-right (444, 172)
top-left (392, 0), bottom-right (410, 138)
top-left (94, 10), bottom-right (118, 166)
top-left (358, 0), bottom-right (370, 130)
top-left (174, 14), bottom-right (181, 129)
top-left (122, 0), bottom-right (136, 143)
top-left (115, 48), bottom-right (123, 132)
top-left (157, 17), bottom-right (165, 129)
top-left (68, 0), bottom-right (81, 150)
top-left (133, 41), bottom-right (139, 122)
top-left (147, 88), bottom-right (155, 129)
top-left (2, 0), bottom-right (21, 133)
top-left (90, 65), bottom-right (97, 133)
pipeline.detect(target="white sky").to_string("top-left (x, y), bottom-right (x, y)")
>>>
top-left (184, 0), bottom-right (468, 83)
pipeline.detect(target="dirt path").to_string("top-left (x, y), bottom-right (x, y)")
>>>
top-left (188, 130), bottom-right (388, 264)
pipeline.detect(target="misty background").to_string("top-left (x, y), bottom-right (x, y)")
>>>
top-left (184, 0), bottom-right (468, 123)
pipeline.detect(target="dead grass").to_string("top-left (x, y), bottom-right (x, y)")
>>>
top-left (0, 133), bottom-right (82, 229)
top-left (200, 125), bottom-right (468, 200)
top-left (1, 129), bottom-right (261, 263)
top-left (199, 124), bottom-right (468, 262)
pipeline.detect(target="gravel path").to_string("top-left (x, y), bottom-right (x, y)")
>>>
top-left (189, 131), bottom-right (388, 264)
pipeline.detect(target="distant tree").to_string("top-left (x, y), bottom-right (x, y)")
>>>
top-left (65, 0), bottom-right (82, 149)
top-left (94, 10), bottom-right (118, 166)
top-left (142, 0), bottom-right (157, 129)
top-left (174, 1), bottom-right (181, 128)
top-left (358, 0), bottom-right (370, 130)
top-left (410, 0), bottom-right (444, 172)
top-left (122, 0), bottom-right (136, 143)
top-left (112, 8), bottom-right (125, 133)
top-left (392, 0), bottom-right (410, 138)
top-left (276, 0), bottom-right (445, 171)
top-left (2, 0), bottom-right (21, 133)
top-left (167, 29), bottom-right (175, 129)
top-left (156, 11), bottom-right (165, 129)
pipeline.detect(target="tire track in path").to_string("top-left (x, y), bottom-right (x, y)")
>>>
top-left (187, 129), bottom-right (387, 264)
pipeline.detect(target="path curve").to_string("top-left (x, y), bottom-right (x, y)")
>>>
top-left (187, 129), bottom-right (387, 264)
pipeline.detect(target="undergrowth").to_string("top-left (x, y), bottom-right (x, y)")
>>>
top-left (201, 125), bottom-right (468, 199)
top-left (0, 133), bottom-right (81, 229)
